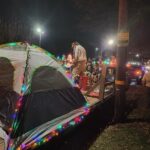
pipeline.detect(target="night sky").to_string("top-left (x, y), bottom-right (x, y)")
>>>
top-left (0, 0), bottom-right (150, 57)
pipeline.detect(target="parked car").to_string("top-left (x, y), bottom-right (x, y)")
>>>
top-left (126, 64), bottom-right (144, 85)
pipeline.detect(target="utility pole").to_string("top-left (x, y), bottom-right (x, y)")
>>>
top-left (113, 0), bottom-right (129, 122)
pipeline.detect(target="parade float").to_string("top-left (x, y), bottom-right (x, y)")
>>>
top-left (0, 42), bottom-right (115, 150)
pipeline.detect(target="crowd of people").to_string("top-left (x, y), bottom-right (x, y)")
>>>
top-left (57, 41), bottom-right (117, 89)
top-left (57, 41), bottom-right (150, 92)
top-left (57, 42), bottom-right (104, 88)
top-left (0, 41), bottom-right (150, 150)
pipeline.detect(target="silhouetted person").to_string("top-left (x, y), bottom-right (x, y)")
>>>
top-left (0, 57), bottom-right (19, 150)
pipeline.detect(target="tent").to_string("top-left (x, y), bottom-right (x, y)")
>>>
top-left (0, 42), bottom-right (89, 150)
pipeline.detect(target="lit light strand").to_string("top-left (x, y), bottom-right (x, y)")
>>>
top-left (5, 42), bottom-right (90, 149)
top-left (8, 43), bottom-right (29, 150)
top-left (14, 103), bottom-right (90, 150)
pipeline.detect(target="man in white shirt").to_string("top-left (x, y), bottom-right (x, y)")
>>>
top-left (71, 42), bottom-right (87, 83)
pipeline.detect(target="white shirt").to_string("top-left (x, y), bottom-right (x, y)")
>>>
top-left (142, 72), bottom-right (150, 87)
top-left (73, 45), bottom-right (87, 62)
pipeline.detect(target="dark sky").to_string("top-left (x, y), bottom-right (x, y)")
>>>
top-left (0, 0), bottom-right (150, 57)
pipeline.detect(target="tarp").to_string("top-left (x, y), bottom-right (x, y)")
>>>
top-left (15, 87), bottom-right (86, 137)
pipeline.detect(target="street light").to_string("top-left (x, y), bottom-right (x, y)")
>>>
top-left (135, 53), bottom-right (140, 58)
top-left (104, 39), bottom-right (115, 59)
top-left (108, 39), bottom-right (114, 46)
top-left (36, 27), bottom-right (44, 46)
top-left (95, 47), bottom-right (99, 52)
top-left (99, 38), bottom-right (115, 60)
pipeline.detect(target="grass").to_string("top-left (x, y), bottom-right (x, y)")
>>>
top-left (89, 123), bottom-right (150, 150)
top-left (89, 86), bottom-right (150, 150)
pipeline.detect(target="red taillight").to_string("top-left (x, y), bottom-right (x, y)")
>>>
top-left (135, 70), bottom-right (142, 76)
top-left (126, 64), bottom-right (131, 68)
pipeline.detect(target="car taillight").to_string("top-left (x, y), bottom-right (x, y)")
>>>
top-left (126, 63), bottom-right (131, 68)
top-left (135, 70), bottom-right (142, 76)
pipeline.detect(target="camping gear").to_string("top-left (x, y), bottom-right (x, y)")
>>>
top-left (0, 42), bottom-right (89, 150)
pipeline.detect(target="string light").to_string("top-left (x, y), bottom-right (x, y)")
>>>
top-left (21, 144), bottom-right (26, 149)
top-left (103, 59), bottom-right (110, 65)
top-left (5, 42), bottom-right (91, 150)
top-left (8, 42), bottom-right (29, 150)
top-left (45, 51), bottom-right (52, 57)
top-left (7, 42), bottom-right (17, 47)
top-left (12, 103), bottom-right (91, 150)
top-left (57, 125), bottom-right (63, 130)
top-left (21, 85), bottom-right (27, 92)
